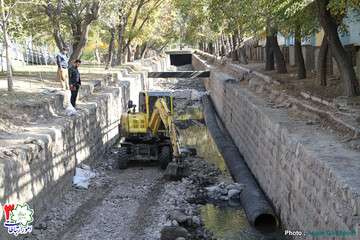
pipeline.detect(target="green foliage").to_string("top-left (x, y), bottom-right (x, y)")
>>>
top-left (328, 0), bottom-right (360, 17)
top-left (2, 0), bottom-right (360, 59)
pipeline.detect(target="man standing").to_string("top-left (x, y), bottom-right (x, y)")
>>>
top-left (68, 59), bottom-right (82, 108)
top-left (56, 47), bottom-right (70, 90)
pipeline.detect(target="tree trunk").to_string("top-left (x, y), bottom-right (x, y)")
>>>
top-left (220, 35), bottom-right (225, 56)
top-left (238, 47), bottom-right (248, 65)
top-left (202, 42), bottom-right (206, 52)
top-left (127, 45), bottom-right (133, 62)
top-left (228, 35), bottom-right (233, 53)
top-left (295, 24), bottom-right (306, 79)
top-left (316, 0), bottom-right (359, 96)
top-left (67, 1), bottom-right (100, 62)
top-left (270, 30), bottom-right (287, 73)
top-left (105, 27), bottom-right (116, 70)
top-left (318, 34), bottom-right (329, 86)
top-left (140, 42), bottom-right (148, 59)
top-left (216, 38), bottom-right (221, 56)
top-left (134, 45), bottom-right (141, 60)
top-left (3, 31), bottom-right (13, 91)
top-left (232, 34), bottom-right (238, 61)
top-left (1, 46), bottom-right (4, 72)
top-left (94, 40), bottom-right (101, 65)
top-left (44, 0), bottom-right (65, 51)
top-left (214, 40), bottom-right (218, 56)
top-left (224, 35), bottom-right (230, 56)
top-left (208, 42), bottom-right (214, 54)
top-left (226, 35), bottom-right (231, 55)
top-left (53, 26), bottom-right (65, 51)
top-left (1, 0), bottom-right (13, 91)
top-left (116, 23), bottom-right (125, 65)
top-left (265, 36), bottom-right (275, 71)
top-left (70, 24), bottom-right (90, 62)
top-left (115, 9), bottom-right (129, 66)
top-left (123, 47), bottom-right (128, 63)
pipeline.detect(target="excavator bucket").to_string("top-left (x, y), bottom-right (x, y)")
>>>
top-left (163, 147), bottom-right (196, 180)
top-left (164, 160), bottom-right (189, 180)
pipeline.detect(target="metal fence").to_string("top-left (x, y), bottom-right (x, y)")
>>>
top-left (0, 41), bottom-right (56, 71)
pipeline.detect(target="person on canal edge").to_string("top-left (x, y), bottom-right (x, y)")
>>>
top-left (68, 59), bottom-right (82, 108)
top-left (56, 47), bottom-right (70, 90)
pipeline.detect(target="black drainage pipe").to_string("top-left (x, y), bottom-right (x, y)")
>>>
top-left (202, 95), bottom-right (278, 232)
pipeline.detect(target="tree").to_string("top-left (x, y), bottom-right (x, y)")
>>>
top-left (0, 0), bottom-right (14, 91)
top-left (0, 0), bottom-right (32, 91)
top-left (173, 0), bottom-right (211, 48)
top-left (114, 0), bottom-right (132, 65)
top-left (318, 33), bottom-right (329, 86)
top-left (205, 0), bottom-right (288, 72)
top-left (111, 0), bottom-right (167, 65)
top-left (262, 0), bottom-right (289, 73)
top-left (43, 0), bottom-right (101, 61)
top-left (135, 0), bottom-right (178, 55)
top-left (65, 0), bottom-right (101, 61)
top-left (294, 23), bottom-right (306, 79)
top-left (315, 0), bottom-right (360, 96)
top-left (280, 1), bottom-right (319, 79)
top-left (207, 0), bottom-right (250, 61)
top-left (123, 0), bottom-right (165, 61)
top-left (98, 0), bottom-right (118, 68)
top-left (43, 0), bottom-right (65, 50)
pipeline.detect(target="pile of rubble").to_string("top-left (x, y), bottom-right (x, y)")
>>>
top-left (205, 182), bottom-right (245, 202)
top-left (158, 155), bottom-right (247, 240)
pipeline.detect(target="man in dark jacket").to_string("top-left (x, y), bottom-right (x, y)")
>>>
top-left (68, 59), bottom-right (82, 108)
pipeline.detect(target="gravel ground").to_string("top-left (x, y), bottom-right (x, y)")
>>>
top-left (23, 145), bottom-right (221, 240)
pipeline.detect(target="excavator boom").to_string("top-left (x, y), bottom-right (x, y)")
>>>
top-left (148, 98), bottom-right (181, 159)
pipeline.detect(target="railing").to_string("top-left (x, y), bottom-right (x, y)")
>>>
top-left (0, 41), bottom-right (56, 71)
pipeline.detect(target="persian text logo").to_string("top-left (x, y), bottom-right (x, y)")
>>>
top-left (3, 203), bottom-right (34, 236)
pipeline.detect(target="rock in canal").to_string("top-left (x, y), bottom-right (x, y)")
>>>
top-left (227, 189), bottom-right (241, 200)
top-left (206, 182), bottom-right (245, 201)
top-left (160, 226), bottom-right (190, 240)
top-left (169, 210), bottom-right (190, 224)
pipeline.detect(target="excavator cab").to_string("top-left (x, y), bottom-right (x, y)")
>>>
top-left (138, 91), bottom-right (173, 116)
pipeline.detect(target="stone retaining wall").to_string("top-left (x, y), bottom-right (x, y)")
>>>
top-left (0, 81), bottom-right (128, 238)
top-left (193, 53), bottom-right (360, 236)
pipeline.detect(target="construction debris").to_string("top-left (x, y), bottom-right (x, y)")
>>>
top-left (205, 182), bottom-right (245, 201)
top-left (65, 105), bottom-right (77, 116)
top-left (72, 166), bottom-right (96, 189)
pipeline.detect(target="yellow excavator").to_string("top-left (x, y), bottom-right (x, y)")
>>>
top-left (119, 91), bottom-right (186, 169)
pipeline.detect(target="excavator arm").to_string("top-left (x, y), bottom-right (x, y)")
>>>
top-left (148, 98), bottom-right (181, 159)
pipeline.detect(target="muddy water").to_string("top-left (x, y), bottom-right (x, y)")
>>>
top-left (179, 124), bottom-right (229, 175)
top-left (179, 125), bottom-right (256, 238)
top-left (180, 124), bottom-right (287, 240)
top-left (200, 204), bottom-right (261, 240)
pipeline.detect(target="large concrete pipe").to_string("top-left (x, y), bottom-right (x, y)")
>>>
top-left (202, 95), bottom-right (278, 232)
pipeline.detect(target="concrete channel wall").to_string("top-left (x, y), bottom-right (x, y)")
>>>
top-left (0, 56), bottom-right (169, 238)
top-left (193, 53), bottom-right (360, 235)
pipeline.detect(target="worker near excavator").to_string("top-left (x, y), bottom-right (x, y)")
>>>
top-left (56, 47), bottom-right (70, 90)
top-left (68, 59), bottom-right (82, 108)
